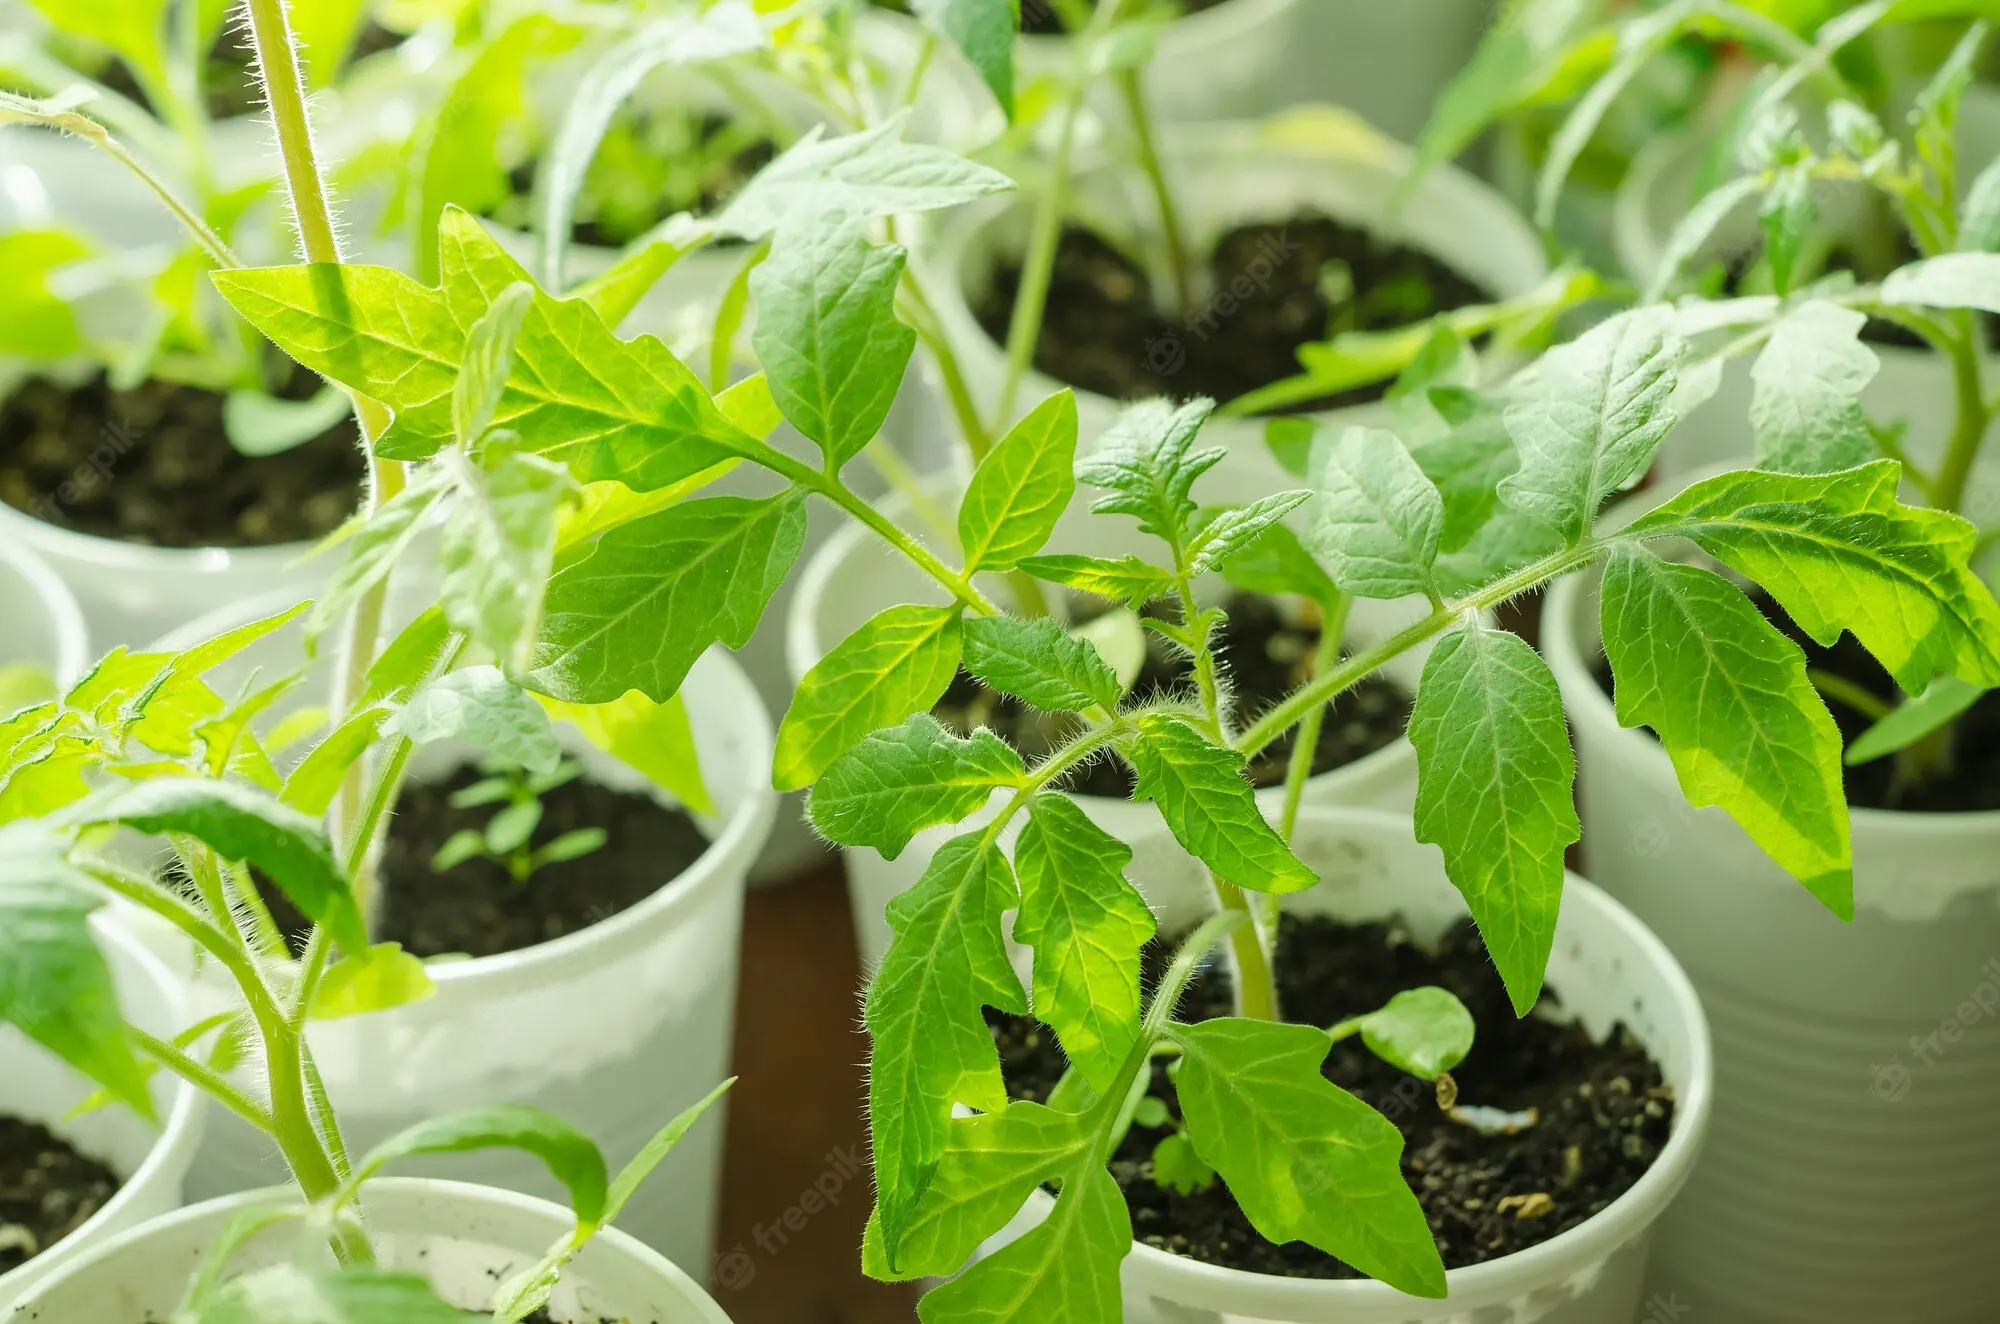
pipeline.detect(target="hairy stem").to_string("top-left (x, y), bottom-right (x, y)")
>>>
top-left (133, 1028), bottom-right (272, 1132)
top-left (1934, 315), bottom-right (1991, 516)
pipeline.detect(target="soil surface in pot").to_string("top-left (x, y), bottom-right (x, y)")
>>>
top-left (0, 369), bottom-right (364, 548)
top-left (932, 590), bottom-right (1410, 796)
top-left (993, 914), bottom-right (1674, 1276)
top-left (1590, 591), bottom-right (2000, 812)
top-left (0, 1116), bottom-right (119, 1273)
top-left (373, 766), bottom-right (712, 959)
top-left (972, 217), bottom-right (1489, 412)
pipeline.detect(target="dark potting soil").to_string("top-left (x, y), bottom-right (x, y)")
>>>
top-left (0, 368), bottom-right (364, 548)
top-left (931, 591), bottom-right (1411, 797)
top-left (0, 1116), bottom-right (119, 1273)
top-left (1590, 592), bottom-right (2000, 813)
top-left (991, 914), bottom-right (1674, 1276)
top-left (970, 217), bottom-right (1490, 412)
top-left (373, 766), bottom-right (712, 960)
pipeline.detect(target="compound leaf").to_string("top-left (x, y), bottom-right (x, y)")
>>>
top-left (960, 391), bottom-right (1078, 573)
top-left (809, 714), bottom-right (1026, 857)
top-left (961, 615), bottom-right (1121, 712)
top-left (1306, 426), bottom-right (1444, 600)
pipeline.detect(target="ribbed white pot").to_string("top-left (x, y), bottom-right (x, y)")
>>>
top-left (4, 1178), bottom-right (734, 1323)
top-left (0, 921), bottom-right (205, 1314)
top-left (925, 120), bottom-right (1548, 453)
top-left (974, 807), bottom-right (1713, 1324)
top-left (130, 593), bottom-right (773, 1280)
top-left (1544, 472), bottom-right (2000, 1321)
top-left (788, 447), bottom-right (1450, 970)
top-left (0, 535), bottom-right (86, 688)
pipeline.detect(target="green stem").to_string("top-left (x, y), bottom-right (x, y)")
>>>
top-left (1934, 316), bottom-right (1990, 515)
top-left (863, 438), bottom-right (957, 548)
top-left (1214, 879), bottom-right (1277, 1021)
top-left (133, 1027), bottom-right (273, 1132)
top-left (1810, 666), bottom-right (1893, 721)
top-left (1278, 593), bottom-right (1351, 843)
top-left (1115, 69), bottom-right (1193, 317)
top-left (897, 239), bottom-right (998, 461)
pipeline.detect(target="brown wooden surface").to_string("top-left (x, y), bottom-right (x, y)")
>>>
top-left (715, 859), bottom-right (919, 1323)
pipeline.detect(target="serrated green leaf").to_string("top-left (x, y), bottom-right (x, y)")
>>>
top-left (527, 492), bottom-right (808, 705)
top-left (751, 218), bottom-right (916, 468)
top-left (960, 392), bottom-right (1078, 573)
top-left (961, 615), bottom-right (1120, 712)
top-left (1353, 987), bottom-right (1475, 1080)
top-left (310, 943), bottom-right (437, 1021)
top-left (1758, 163), bottom-right (1817, 296)
top-left (1013, 795), bottom-right (1155, 1093)
top-left (1188, 491), bottom-right (1311, 577)
top-left (1076, 398), bottom-right (1223, 542)
top-left (1499, 307), bottom-right (1682, 545)
top-left (384, 666), bottom-right (562, 774)
top-left (1212, 517), bottom-right (1340, 606)
top-left (915, 1166), bottom-right (1128, 1324)
top-left (0, 821), bottom-right (153, 1121)
top-left (538, 691), bottom-right (711, 815)
top-left (1150, 1130), bottom-right (1216, 1195)
top-left (1600, 546), bottom-right (1852, 916)
top-left (1172, 1017), bottom-right (1445, 1297)
top-left (441, 449), bottom-right (578, 673)
top-left (913, 0), bottom-right (1015, 116)
top-left (1406, 395), bottom-right (1520, 555)
top-left (775, 605), bottom-right (963, 793)
top-left (867, 834), bottom-right (1026, 1259)
top-left (1750, 301), bottom-right (1879, 474)
top-left (454, 282), bottom-right (534, 446)
top-left (1016, 554), bottom-right (1174, 608)
top-left (307, 471), bottom-right (447, 643)
top-left (1408, 621), bottom-right (1576, 1016)
top-left (351, 1105), bottom-right (608, 1226)
top-left (809, 714), bottom-right (1025, 857)
top-left (1626, 461), bottom-right (2000, 692)
top-left (1306, 426), bottom-right (1444, 600)
top-left (1124, 716), bottom-right (1315, 894)
top-left (1845, 675), bottom-right (1986, 765)
top-left (1880, 252), bottom-right (2000, 312)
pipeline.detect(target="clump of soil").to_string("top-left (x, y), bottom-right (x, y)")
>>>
top-left (0, 368), bottom-right (364, 548)
top-left (1592, 592), bottom-right (2000, 813)
top-left (0, 1116), bottom-right (119, 1273)
top-left (932, 591), bottom-right (1411, 797)
top-left (971, 216), bottom-right (1489, 412)
top-left (992, 914), bottom-right (1675, 1276)
top-left (373, 765), bottom-right (712, 960)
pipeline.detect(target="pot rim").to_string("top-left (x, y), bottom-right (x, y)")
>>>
top-left (0, 493), bottom-right (317, 576)
top-left (0, 531), bottom-right (87, 686)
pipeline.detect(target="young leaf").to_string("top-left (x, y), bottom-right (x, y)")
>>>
top-left (454, 283), bottom-right (534, 446)
top-left (913, 0), bottom-right (1015, 116)
top-left (1626, 461), bottom-right (2000, 692)
top-left (183, 1264), bottom-right (479, 1324)
top-left (1210, 517), bottom-right (1340, 606)
top-left (537, 691), bottom-right (712, 816)
top-left (914, 1167), bottom-right (1129, 1324)
top-left (383, 667), bottom-right (563, 774)
top-left (751, 219), bottom-right (916, 469)
top-left (575, 221), bottom-right (717, 328)
top-left (1646, 175), bottom-right (1761, 300)
top-left (959, 391), bottom-right (1079, 573)
top-left (1845, 675), bottom-right (1986, 767)
top-left (0, 822), bottom-right (153, 1120)
top-left (1348, 987), bottom-right (1475, 1081)
top-left (1749, 301), bottom-right (1880, 474)
top-left (808, 714), bottom-right (1026, 857)
top-left (1408, 621), bottom-right (1576, 1016)
top-left (1499, 307), bottom-right (1681, 546)
top-left (1880, 253), bottom-right (2000, 314)
top-left (1077, 398), bottom-right (1223, 542)
top-left (1172, 1017), bottom-right (1446, 1297)
top-left (1961, 156), bottom-right (2000, 252)
top-left (961, 615), bottom-right (1121, 712)
top-left (440, 449), bottom-right (577, 673)
top-left (1600, 546), bottom-right (1852, 916)
top-left (866, 834), bottom-right (1026, 1258)
top-left (282, 707), bottom-right (393, 816)
top-left (774, 605), bottom-right (964, 792)
top-left (1151, 1131), bottom-right (1217, 1195)
top-left (1306, 426), bottom-right (1445, 600)
top-left (222, 386), bottom-right (355, 459)
top-left (527, 492), bottom-right (809, 705)
top-left (1758, 163), bottom-right (1817, 296)
top-left (310, 944), bottom-right (437, 1021)
top-left (1013, 795), bottom-right (1156, 1093)
top-left (1187, 491), bottom-right (1311, 577)
top-left (1124, 716), bottom-right (1316, 894)
top-left (350, 1105), bottom-right (609, 1228)
top-left (1406, 396), bottom-right (1520, 555)
top-left (1016, 554), bottom-right (1175, 608)
top-left (307, 471), bottom-right (447, 642)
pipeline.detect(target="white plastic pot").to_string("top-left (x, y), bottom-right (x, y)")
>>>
top-left (971, 807), bottom-right (1713, 1324)
top-left (789, 448), bottom-right (1451, 970)
top-left (926, 119), bottom-right (1549, 452)
top-left (0, 535), bottom-right (86, 688)
top-left (0, 920), bottom-right (205, 1313)
top-left (1544, 472), bottom-right (2000, 1321)
top-left (5, 1177), bottom-right (733, 1323)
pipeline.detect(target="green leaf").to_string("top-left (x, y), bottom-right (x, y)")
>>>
top-left (282, 707), bottom-right (393, 816)
top-left (575, 222), bottom-right (717, 327)
top-left (1646, 175), bottom-right (1762, 301)
top-left (68, 780), bottom-right (367, 955)
top-left (1960, 155), bottom-right (2000, 252)
top-left (1076, 398), bottom-right (1222, 543)
top-left (915, 1166), bottom-right (1129, 1324)
top-left (1600, 546), bottom-right (1852, 916)
top-left (913, 0), bottom-right (1015, 116)
top-left (26, 0), bottom-right (167, 83)
top-left (606, 1077), bottom-right (735, 1223)
top-left (0, 230), bottom-right (92, 359)
top-left (1626, 461), bottom-right (2000, 692)
top-left (1211, 517), bottom-right (1341, 606)
top-left (310, 943), bottom-right (438, 1021)
top-left (1880, 252), bottom-right (2000, 313)
top-left (440, 449), bottom-right (578, 673)
top-left (1187, 491), bottom-right (1311, 578)
top-left (1264, 416), bottom-right (1314, 477)
top-left (537, 691), bottom-right (712, 815)
top-left (292, 0), bottom-right (370, 88)
top-left (718, 114), bottom-right (1014, 240)
top-left (1124, 716), bottom-right (1316, 894)
top-left (223, 387), bottom-right (356, 459)
top-left (1406, 396), bottom-right (1520, 555)
top-left (1150, 1131), bottom-right (1216, 1195)
top-left (1013, 795), bottom-right (1155, 1093)
top-left (959, 392), bottom-right (1078, 573)
top-left (383, 666), bottom-right (562, 774)
top-left (809, 714), bottom-right (1026, 857)
top-left (351, 1105), bottom-right (609, 1227)
top-left (453, 282), bottom-right (534, 446)
top-left (774, 605), bottom-right (963, 792)
top-left (186, 1265), bottom-right (478, 1324)
top-left (961, 615), bottom-right (1121, 712)
top-left (1305, 426), bottom-right (1444, 600)
top-left (750, 219), bottom-right (915, 469)
top-left (0, 822), bottom-right (153, 1120)
top-left (1758, 163), bottom-right (1817, 296)
top-left (1350, 987), bottom-right (1475, 1080)
top-left (1411, 0), bottom-right (1594, 181)
top-left (1750, 301), bottom-right (1880, 474)
top-left (1499, 307), bottom-right (1683, 545)
top-left (527, 492), bottom-right (809, 705)
top-left (1845, 675), bottom-right (1986, 766)
top-left (867, 834), bottom-right (1025, 1259)
top-left (1015, 554), bottom-right (1175, 608)
top-left (1172, 1017), bottom-right (1445, 1297)
top-left (1408, 622), bottom-right (1578, 1016)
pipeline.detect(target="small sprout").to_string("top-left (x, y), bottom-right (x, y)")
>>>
top-left (1495, 1192), bottom-right (1555, 1220)
top-left (1434, 1072), bottom-right (1459, 1111)
top-left (430, 758), bottom-right (605, 886)
top-left (1149, 1131), bottom-right (1216, 1196)
top-left (1132, 1095), bottom-right (1171, 1129)
top-left (1447, 1104), bottom-right (1540, 1136)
